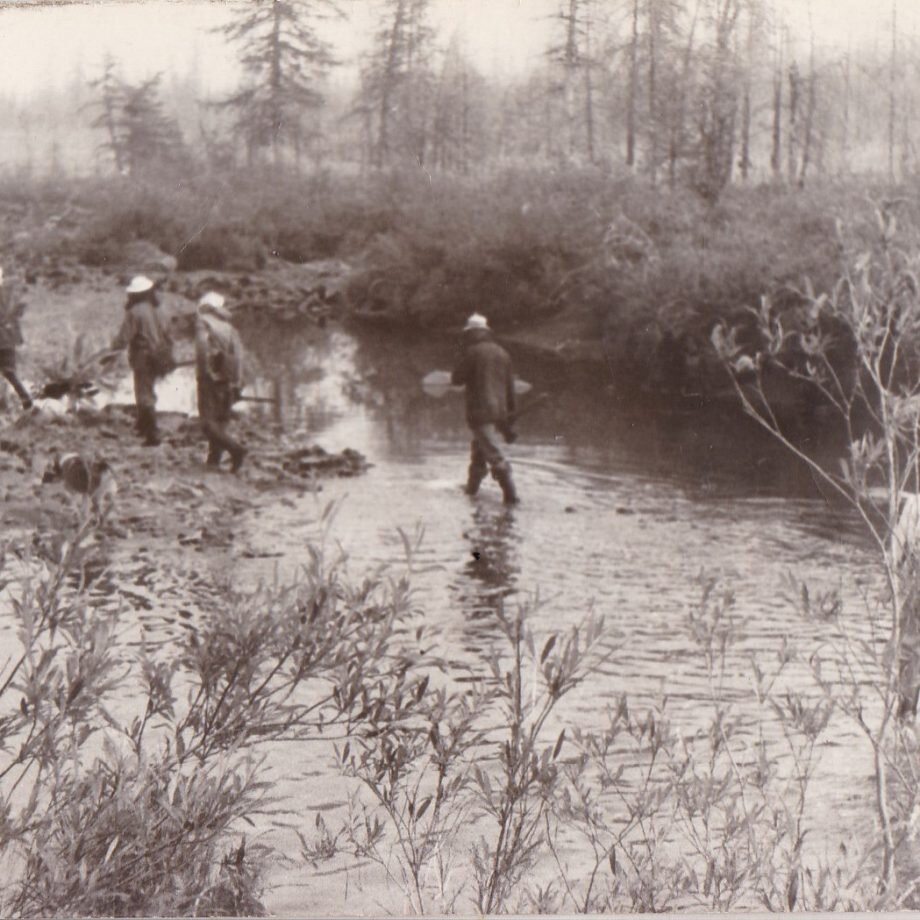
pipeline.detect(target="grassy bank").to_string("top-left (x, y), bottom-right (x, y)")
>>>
top-left (0, 165), bottom-right (908, 396)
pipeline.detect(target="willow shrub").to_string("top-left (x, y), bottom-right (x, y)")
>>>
top-left (311, 570), bottom-right (893, 913)
top-left (712, 205), bottom-right (920, 905)
top-left (0, 506), bottom-right (428, 917)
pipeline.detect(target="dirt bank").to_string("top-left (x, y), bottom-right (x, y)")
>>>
top-left (0, 269), bottom-right (367, 631)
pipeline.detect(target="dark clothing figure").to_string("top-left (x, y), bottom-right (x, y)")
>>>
top-left (452, 325), bottom-right (519, 504)
top-left (0, 281), bottom-right (32, 410)
top-left (452, 328), bottom-right (516, 427)
top-left (112, 289), bottom-right (173, 446)
top-left (195, 306), bottom-right (246, 472)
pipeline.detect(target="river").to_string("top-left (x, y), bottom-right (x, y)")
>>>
top-left (107, 320), bottom-right (886, 913)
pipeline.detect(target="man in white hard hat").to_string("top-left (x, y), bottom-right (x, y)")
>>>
top-left (110, 275), bottom-right (173, 446)
top-left (0, 267), bottom-right (33, 411)
top-left (451, 313), bottom-right (519, 504)
top-left (195, 291), bottom-right (246, 472)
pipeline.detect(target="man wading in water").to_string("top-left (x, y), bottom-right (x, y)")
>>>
top-left (111, 275), bottom-right (173, 446)
top-left (452, 313), bottom-right (519, 505)
top-left (195, 291), bottom-right (247, 472)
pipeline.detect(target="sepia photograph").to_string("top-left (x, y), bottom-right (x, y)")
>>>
top-left (0, 0), bottom-right (918, 915)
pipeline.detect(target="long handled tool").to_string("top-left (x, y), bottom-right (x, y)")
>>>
top-left (507, 392), bottom-right (550, 424)
top-left (422, 369), bottom-right (533, 398)
top-left (499, 392), bottom-right (551, 443)
top-left (162, 362), bottom-right (280, 405)
top-left (237, 394), bottom-right (280, 404)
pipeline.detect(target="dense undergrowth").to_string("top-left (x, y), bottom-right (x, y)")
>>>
top-left (0, 164), bottom-right (912, 398)
top-left (0, 169), bottom-right (873, 313)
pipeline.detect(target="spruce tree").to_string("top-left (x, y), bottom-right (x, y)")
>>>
top-left (355, 0), bottom-right (435, 167)
top-left (86, 64), bottom-right (185, 175)
top-left (220, 0), bottom-right (340, 165)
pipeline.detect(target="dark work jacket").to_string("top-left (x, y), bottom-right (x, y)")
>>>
top-left (112, 300), bottom-right (171, 368)
top-left (0, 284), bottom-right (24, 350)
top-left (451, 330), bottom-right (515, 427)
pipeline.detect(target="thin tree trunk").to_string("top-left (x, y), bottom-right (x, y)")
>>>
top-left (584, 3), bottom-right (596, 164)
top-left (461, 67), bottom-right (470, 173)
top-left (771, 23), bottom-right (783, 179)
top-left (799, 13), bottom-right (816, 185)
top-left (648, 0), bottom-right (659, 184)
top-left (889, 0), bottom-right (897, 183)
top-left (787, 60), bottom-right (799, 180)
top-left (841, 43), bottom-right (851, 172)
top-left (564, 0), bottom-right (578, 158)
top-left (406, 0), bottom-right (428, 166)
top-left (626, 0), bottom-right (639, 167)
top-left (496, 89), bottom-right (509, 162)
top-left (903, 82), bottom-right (914, 176)
top-left (670, 0), bottom-right (700, 189)
top-left (430, 49), bottom-right (448, 170)
top-left (270, 0), bottom-right (282, 165)
top-left (739, 2), bottom-right (754, 180)
top-left (544, 78), bottom-right (555, 161)
top-left (378, 0), bottom-right (407, 167)
top-left (362, 106), bottom-right (372, 175)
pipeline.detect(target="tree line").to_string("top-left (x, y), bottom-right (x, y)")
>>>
top-left (4, 0), bottom-right (918, 198)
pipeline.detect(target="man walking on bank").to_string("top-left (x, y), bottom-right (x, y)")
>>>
top-left (195, 291), bottom-right (246, 472)
top-left (452, 312), bottom-right (519, 505)
top-left (111, 275), bottom-right (173, 446)
top-left (0, 268), bottom-right (33, 411)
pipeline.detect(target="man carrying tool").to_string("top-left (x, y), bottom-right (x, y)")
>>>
top-left (0, 268), bottom-right (33, 411)
top-left (111, 275), bottom-right (173, 446)
top-left (195, 291), bottom-right (247, 472)
top-left (451, 312), bottom-right (519, 505)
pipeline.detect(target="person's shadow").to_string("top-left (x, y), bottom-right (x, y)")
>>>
top-left (452, 503), bottom-right (521, 650)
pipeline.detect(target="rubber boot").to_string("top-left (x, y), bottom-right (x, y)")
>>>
top-left (494, 467), bottom-right (519, 506)
top-left (230, 445), bottom-right (247, 473)
top-left (139, 407), bottom-right (160, 447)
top-left (2, 370), bottom-right (32, 409)
top-left (465, 463), bottom-right (487, 497)
top-left (206, 443), bottom-right (225, 468)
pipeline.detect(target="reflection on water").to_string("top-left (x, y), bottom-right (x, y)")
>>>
top-left (96, 320), bottom-right (875, 697)
top-left (452, 503), bottom-right (521, 648)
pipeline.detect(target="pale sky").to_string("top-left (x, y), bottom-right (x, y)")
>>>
top-left (0, 0), bottom-right (561, 100)
top-left (0, 0), bottom-right (914, 102)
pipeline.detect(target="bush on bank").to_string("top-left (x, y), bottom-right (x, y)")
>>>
top-left (0, 164), bottom-right (911, 391)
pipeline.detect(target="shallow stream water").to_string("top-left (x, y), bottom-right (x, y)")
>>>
top-left (173, 323), bottom-right (878, 914)
top-left (44, 321), bottom-right (893, 912)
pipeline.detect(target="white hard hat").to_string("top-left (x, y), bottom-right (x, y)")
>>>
top-left (463, 313), bottom-right (489, 332)
top-left (197, 291), bottom-right (232, 322)
top-left (126, 275), bottom-right (154, 294)
top-left (198, 291), bottom-right (226, 311)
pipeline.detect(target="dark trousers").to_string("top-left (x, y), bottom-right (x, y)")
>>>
top-left (198, 377), bottom-right (244, 465)
top-left (467, 423), bottom-right (517, 503)
top-left (0, 348), bottom-right (31, 407)
top-left (132, 356), bottom-right (159, 444)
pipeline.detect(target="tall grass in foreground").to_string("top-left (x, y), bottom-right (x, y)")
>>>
top-left (317, 569), bottom-right (920, 914)
top-left (0, 506), bottom-right (429, 917)
top-left (0, 504), bottom-right (917, 913)
top-left (712, 205), bottom-right (920, 902)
